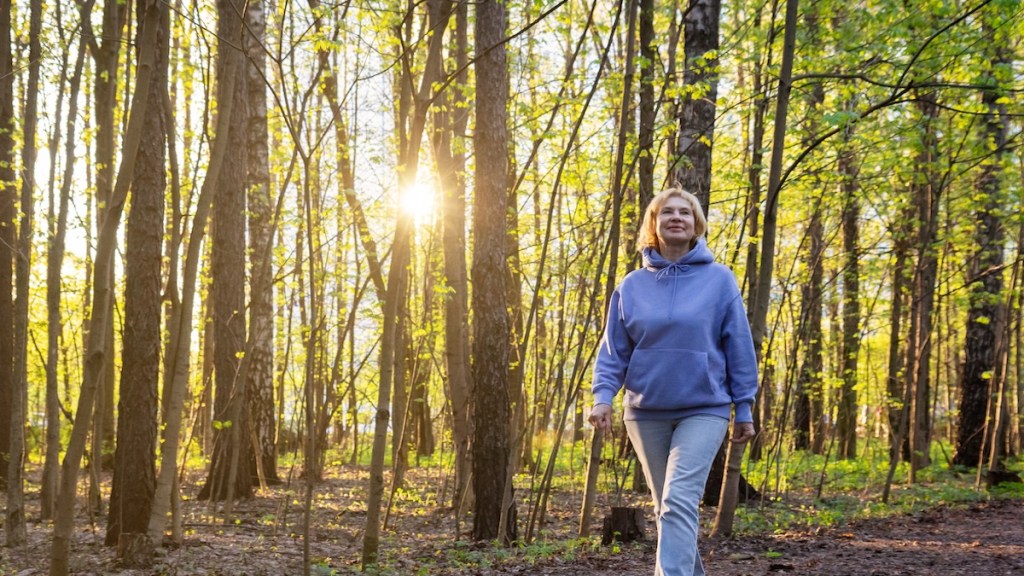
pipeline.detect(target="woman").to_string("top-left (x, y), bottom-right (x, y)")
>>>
top-left (589, 188), bottom-right (758, 576)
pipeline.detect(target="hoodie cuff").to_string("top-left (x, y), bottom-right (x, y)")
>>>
top-left (734, 402), bottom-right (753, 423)
top-left (593, 389), bottom-right (616, 407)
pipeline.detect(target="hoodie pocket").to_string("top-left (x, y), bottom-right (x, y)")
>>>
top-left (623, 348), bottom-right (716, 410)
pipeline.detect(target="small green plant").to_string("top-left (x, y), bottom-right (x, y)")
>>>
top-left (310, 562), bottom-right (338, 576)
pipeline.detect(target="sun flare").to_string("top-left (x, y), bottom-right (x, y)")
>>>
top-left (400, 181), bottom-right (437, 222)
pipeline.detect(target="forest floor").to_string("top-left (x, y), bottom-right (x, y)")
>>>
top-left (2, 465), bottom-right (1023, 576)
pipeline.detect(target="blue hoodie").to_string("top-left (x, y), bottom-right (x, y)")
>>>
top-left (592, 238), bottom-right (758, 422)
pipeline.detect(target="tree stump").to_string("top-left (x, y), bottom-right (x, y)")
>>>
top-left (601, 506), bottom-right (645, 545)
top-left (117, 532), bottom-right (154, 568)
top-left (986, 468), bottom-right (1022, 488)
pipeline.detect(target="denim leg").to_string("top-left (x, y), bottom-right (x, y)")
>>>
top-left (626, 415), bottom-right (729, 576)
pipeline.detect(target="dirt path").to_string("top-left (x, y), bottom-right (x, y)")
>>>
top-left (5, 473), bottom-right (1022, 575)
top-left (503, 498), bottom-right (1024, 576)
top-left (702, 498), bottom-right (1024, 576)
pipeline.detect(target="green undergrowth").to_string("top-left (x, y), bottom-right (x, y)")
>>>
top-left (353, 442), bottom-right (1021, 575)
top-left (731, 443), bottom-right (1024, 535)
top-left (364, 532), bottom-right (614, 576)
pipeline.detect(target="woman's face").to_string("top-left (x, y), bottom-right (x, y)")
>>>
top-left (655, 195), bottom-right (695, 250)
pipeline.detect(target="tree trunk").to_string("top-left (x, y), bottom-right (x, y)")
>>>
top-left (580, 0), bottom-right (633, 540)
top-left (793, 7), bottom-right (824, 454)
top-left (42, 21), bottom-right (87, 521)
top-left (953, 29), bottom-right (1009, 468)
top-left (719, 0), bottom-right (799, 534)
top-left (673, 0), bottom-right (721, 214)
top-left (886, 213), bottom-right (911, 462)
top-left (0, 0), bottom-right (13, 491)
top-left (50, 1), bottom-right (161, 569)
top-left (710, 423), bottom-right (745, 537)
top-left (388, 0), bottom-right (432, 491)
top-left (740, 1), bottom-right (768, 461)
top-left (795, 194), bottom-right (823, 454)
top-left (198, 0), bottom-right (253, 502)
top-left (637, 0), bottom-right (654, 206)
top-left (407, 255), bottom-right (437, 461)
top-left (471, 0), bottom-right (513, 544)
top-left (838, 115), bottom-right (861, 460)
top-left (1010, 222), bottom-right (1024, 459)
top-left (159, 56), bottom-right (184, 539)
top-left (361, 205), bottom-right (413, 566)
top-left (748, 0), bottom-right (797, 387)
top-left (245, 0), bottom-right (280, 487)
top-left (392, 315), bottom-right (410, 489)
top-left (432, 0), bottom-right (472, 515)
top-left (361, 0), bottom-right (451, 561)
top-left (105, 0), bottom-right (168, 550)
top-left (7, 0), bottom-right (42, 546)
top-left (95, 0), bottom-right (128, 479)
top-left (503, 163), bottom-right (526, 539)
top-left (410, 335), bottom-right (435, 458)
top-left (149, 41), bottom-right (241, 535)
top-left (906, 91), bottom-right (942, 476)
top-left (579, 429), bottom-right (602, 537)
top-left (199, 300), bottom-right (215, 456)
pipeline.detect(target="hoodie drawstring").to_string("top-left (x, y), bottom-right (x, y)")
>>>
top-left (654, 263), bottom-right (691, 320)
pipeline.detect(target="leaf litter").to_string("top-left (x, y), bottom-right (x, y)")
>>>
top-left (3, 467), bottom-right (1022, 575)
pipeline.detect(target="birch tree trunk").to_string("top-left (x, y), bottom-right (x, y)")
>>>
top-left (637, 0), bottom-right (655, 206)
top-left (673, 0), bottom-right (720, 213)
top-left (245, 0), bottom-right (280, 487)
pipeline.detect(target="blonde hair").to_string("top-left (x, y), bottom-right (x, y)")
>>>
top-left (635, 188), bottom-right (707, 252)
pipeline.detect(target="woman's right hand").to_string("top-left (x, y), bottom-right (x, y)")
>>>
top-left (588, 403), bottom-right (613, 435)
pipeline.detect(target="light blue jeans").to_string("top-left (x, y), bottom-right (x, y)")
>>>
top-left (626, 415), bottom-right (729, 576)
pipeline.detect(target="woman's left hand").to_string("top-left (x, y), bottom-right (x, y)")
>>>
top-left (731, 422), bottom-right (756, 444)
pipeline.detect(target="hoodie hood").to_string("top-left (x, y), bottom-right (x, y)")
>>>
top-left (642, 237), bottom-right (715, 276)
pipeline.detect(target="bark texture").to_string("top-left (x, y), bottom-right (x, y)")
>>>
top-left (953, 37), bottom-right (1009, 468)
top-left (838, 120), bottom-right (861, 460)
top-left (433, 0), bottom-right (472, 512)
top-left (471, 0), bottom-right (514, 543)
top-left (106, 0), bottom-right (168, 547)
top-left (673, 0), bottom-right (721, 214)
top-left (0, 0), bottom-right (15, 490)
top-left (198, 0), bottom-right (253, 501)
top-left (245, 0), bottom-right (280, 486)
top-left (8, 0), bottom-right (43, 546)
top-left (906, 92), bottom-right (942, 473)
